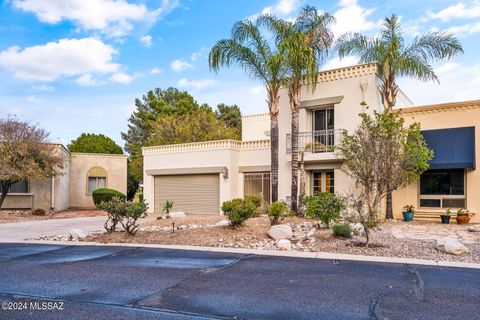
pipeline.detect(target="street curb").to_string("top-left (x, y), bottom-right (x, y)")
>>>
top-left (8, 239), bottom-right (480, 270)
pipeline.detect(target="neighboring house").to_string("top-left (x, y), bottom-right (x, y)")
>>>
top-left (1, 144), bottom-right (127, 211)
top-left (143, 63), bottom-right (479, 223)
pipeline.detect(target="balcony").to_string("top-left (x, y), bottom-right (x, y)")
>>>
top-left (286, 129), bottom-right (346, 154)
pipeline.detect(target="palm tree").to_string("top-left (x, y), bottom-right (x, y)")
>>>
top-left (259, 7), bottom-right (335, 214)
top-left (336, 15), bottom-right (463, 219)
top-left (209, 19), bottom-right (288, 202)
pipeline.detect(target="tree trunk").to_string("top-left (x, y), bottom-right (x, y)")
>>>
top-left (270, 114), bottom-right (279, 202)
top-left (0, 181), bottom-right (13, 209)
top-left (385, 190), bottom-right (393, 220)
top-left (298, 151), bottom-right (306, 216)
top-left (291, 109), bottom-right (299, 214)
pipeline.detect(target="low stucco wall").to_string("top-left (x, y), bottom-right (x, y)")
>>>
top-left (393, 102), bottom-right (480, 223)
top-left (69, 153), bottom-right (127, 208)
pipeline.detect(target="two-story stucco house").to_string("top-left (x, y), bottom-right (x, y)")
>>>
top-left (142, 63), bottom-right (479, 223)
top-left (2, 144), bottom-right (128, 211)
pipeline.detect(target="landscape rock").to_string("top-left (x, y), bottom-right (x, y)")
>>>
top-left (69, 229), bottom-right (86, 241)
top-left (169, 211), bottom-right (186, 218)
top-left (350, 223), bottom-right (365, 235)
top-left (467, 225), bottom-right (480, 233)
top-left (276, 239), bottom-right (292, 250)
top-left (435, 237), bottom-right (469, 255)
top-left (267, 224), bottom-right (293, 240)
top-left (215, 220), bottom-right (230, 227)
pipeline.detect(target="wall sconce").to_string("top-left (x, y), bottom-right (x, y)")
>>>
top-left (222, 167), bottom-right (229, 179)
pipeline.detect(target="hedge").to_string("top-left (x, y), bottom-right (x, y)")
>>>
top-left (92, 188), bottom-right (126, 207)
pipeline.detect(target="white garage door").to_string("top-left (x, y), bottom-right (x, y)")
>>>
top-left (154, 174), bottom-right (220, 214)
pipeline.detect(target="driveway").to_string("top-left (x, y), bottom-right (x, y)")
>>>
top-left (0, 217), bottom-right (106, 242)
top-left (0, 243), bottom-right (478, 320)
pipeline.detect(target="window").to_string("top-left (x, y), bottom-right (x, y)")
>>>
top-left (88, 177), bottom-right (106, 194)
top-left (312, 171), bottom-right (334, 194)
top-left (244, 172), bottom-right (271, 203)
top-left (313, 108), bottom-right (335, 152)
top-left (0, 180), bottom-right (28, 193)
top-left (86, 167), bottom-right (107, 194)
top-left (419, 169), bottom-right (465, 208)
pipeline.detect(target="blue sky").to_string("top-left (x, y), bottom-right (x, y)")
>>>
top-left (0, 0), bottom-right (479, 148)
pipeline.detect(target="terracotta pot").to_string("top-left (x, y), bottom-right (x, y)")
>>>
top-left (456, 213), bottom-right (471, 225)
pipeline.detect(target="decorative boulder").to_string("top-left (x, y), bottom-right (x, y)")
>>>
top-left (276, 239), bottom-right (292, 251)
top-left (468, 225), bottom-right (480, 233)
top-left (214, 220), bottom-right (230, 227)
top-left (350, 223), bottom-right (365, 235)
top-left (169, 211), bottom-right (186, 218)
top-left (268, 224), bottom-right (293, 240)
top-left (435, 237), bottom-right (469, 255)
top-left (69, 229), bottom-right (86, 241)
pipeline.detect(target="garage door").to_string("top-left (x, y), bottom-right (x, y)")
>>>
top-left (154, 174), bottom-right (220, 214)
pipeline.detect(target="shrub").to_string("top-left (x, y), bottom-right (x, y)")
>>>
top-left (97, 197), bottom-right (125, 232)
top-left (93, 188), bottom-right (126, 206)
top-left (244, 194), bottom-right (262, 208)
top-left (221, 198), bottom-right (256, 227)
top-left (32, 208), bottom-right (46, 216)
top-left (158, 200), bottom-right (174, 220)
top-left (267, 201), bottom-right (292, 225)
top-left (97, 197), bottom-right (148, 235)
top-left (120, 200), bottom-right (148, 235)
top-left (304, 192), bottom-right (346, 228)
top-left (332, 223), bottom-right (352, 238)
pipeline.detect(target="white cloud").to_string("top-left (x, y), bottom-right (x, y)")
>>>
top-left (171, 59), bottom-right (194, 72)
top-left (178, 78), bottom-right (215, 90)
top-left (0, 38), bottom-right (120, 82)
top-left (109, 72), bottom-right (134, 84)
top-left (427, 2), bottom-right (480, 22)
top-left (32, 84), bottom-right (55, 92)
top-left (91, 111), bottom-right (104, 118)
top-left (248, 0), bottom-right (300, 20)
top-left (26, 95), bottom-right (41, 103)
top-left (75, 73), bottom-right (101, 86)
top-left (150, 67), bottom-right (163, 74)
top-left (332, 0), bottom-right (378, 37)
top-left (398, 62), bottom-right (480, 105)
top-left (446, 21), bottom-right (480, 36)
top-left (140, 35), bottom-right (153, 47)
top-left (11, 0), bottom-right (179, 37)
top-left (323, 56), bottom-right (360, 70)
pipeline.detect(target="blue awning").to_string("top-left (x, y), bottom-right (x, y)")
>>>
top-left (421, 127), bottom-right (476, 169)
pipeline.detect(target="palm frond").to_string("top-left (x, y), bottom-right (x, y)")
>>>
top-left (404, 31), bottom-right (464, 62)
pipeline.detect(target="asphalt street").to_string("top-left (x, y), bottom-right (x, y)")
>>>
top-left (0, 243), bottom-right (478, 320)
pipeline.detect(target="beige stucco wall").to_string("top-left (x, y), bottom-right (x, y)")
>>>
top-left (277, 63), bottom-right (381, 202)
top-left (69, 153), bottom-right (127, 208)
top-left (393, 102), bottom-right (480, 223)
top-left (242, 113), bottom-right (270, 141)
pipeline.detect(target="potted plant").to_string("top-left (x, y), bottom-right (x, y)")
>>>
top-left (456, 209), bottom-right (473, 225)
top-left (440, 208), bottom-right (451, 224)
top-left (402, 205), bottom-right (415, 222)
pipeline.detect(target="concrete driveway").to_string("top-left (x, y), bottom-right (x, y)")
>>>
top-left (0, 243), bottom-right (478, 320)
top-left (0, 217), bottom-right (106, 242)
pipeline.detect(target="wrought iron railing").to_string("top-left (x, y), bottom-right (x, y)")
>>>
top-left (286, 129), bottom-right (346, 154)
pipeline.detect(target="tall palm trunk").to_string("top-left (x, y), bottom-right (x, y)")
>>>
top-left (289, 88), bottom-right (300, 214)
top-left (270, 113), bottom-right (279, 202)
top-left (298, 151), bottom-right (305, 216)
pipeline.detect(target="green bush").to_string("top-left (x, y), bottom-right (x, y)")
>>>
top-left (332, 223), bottom-right (352, 238)
top-left (304, 192), bottom-right (346, 228)
top-left (97, 197), bottom-right (148, 234)
top-left (221, 198), bottom-right (256, 226)
top-left (267, 201), bottom-right (292, 225)
top-left (92, 188), bottom-right (126, 207)
top-left (244, 194), bottom-right (262, 208)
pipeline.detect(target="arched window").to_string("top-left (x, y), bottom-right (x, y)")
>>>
top-left (87, 167), bottom-right (107, 194)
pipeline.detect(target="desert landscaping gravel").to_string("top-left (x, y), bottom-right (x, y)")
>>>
top-left (84, 215), bottom-right (480, 264)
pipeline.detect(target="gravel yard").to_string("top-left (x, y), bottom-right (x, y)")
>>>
top-left (85, 215), bottom-right (480, 264)
top-left (0, 209), bottom-right (106, 223)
